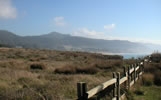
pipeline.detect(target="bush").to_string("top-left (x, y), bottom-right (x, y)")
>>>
top-left (150, 53), bottom-right (161, 63)
top-left (144, 61), bottom-right (161, 86)
top-left (93, 60), bottom-right (122, 70)
top-left (142, 74), bottom-right (154, 86)
top-left (54, 64), bottom-right (99, 74)
top-left (76, 66), bottom-right (99, 74)
top-left (54, 65), bottom-right (76, 74)
top-left (30, 63), bottom-right (46, 70)
top-left (144, 63), bottom-right (158, 73)
top-left (154, 70), bottom-right (161, 86)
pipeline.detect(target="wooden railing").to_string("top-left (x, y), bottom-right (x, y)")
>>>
top-left (77, 62), bottom-right (144, 100)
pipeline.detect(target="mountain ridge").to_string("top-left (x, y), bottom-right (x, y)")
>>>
top-left (0, 30), bottom-right (160, 53)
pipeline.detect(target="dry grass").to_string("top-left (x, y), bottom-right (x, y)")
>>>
top-left (0, 48), bottom-right (123, 100)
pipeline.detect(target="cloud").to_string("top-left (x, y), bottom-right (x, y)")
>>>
top-left (72, 28), bottom-right (161, 45)
top-left (127, 38), bottom-right (161, 45)
top-left (104, 24), bottom-right (116, 30)
top-left (72, 28), bottom-right (105, 39)
top-left (54, 16), bottom-right (66, 27)
top-left (0, 0), bottom-right (17, 19)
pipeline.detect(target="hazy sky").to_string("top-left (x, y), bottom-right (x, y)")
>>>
top-left (0, 0), bottom-right (161, 44)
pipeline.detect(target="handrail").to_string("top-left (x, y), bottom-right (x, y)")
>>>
top-left (136, 66), bottom-right (139, 71)
top-left (77, 61), bottom-right (144, 100)
top-left (120, 76), bottom-right (127, 85)
top-left (130, 80), bottom-right (134, 87)
top-left (129, 67), bottom-right (134, 74)
top-left (87, 78), bottom-right (116, 98)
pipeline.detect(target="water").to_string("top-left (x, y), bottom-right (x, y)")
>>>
top-left (100, 52), bottom-right (149, 59)
top-left (121, 53), bottom-right (149, 59)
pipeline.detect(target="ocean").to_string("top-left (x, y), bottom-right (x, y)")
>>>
top-left (100, 52), bottom-right (149, 59)
top-left (122, 53), bottom-right (148, 59)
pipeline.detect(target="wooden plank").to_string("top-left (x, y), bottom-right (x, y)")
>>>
top-left (130, 80), bottom-right (134, 87)
top-left (125, 72), bottom-right (128, 77)
top-left (87, 78), bottom-right (116, 99)
top-left (120, 76), bottom-right (127, 85)
top-left (130, 67), bottom-right (134, 74)
top-left (135, 66), bottom-right (139, 71)
top-left (139, 72), bottom-right (143, 76)
top-left (120, 93), bottom-right (126, 100)
top-left (140, 62), bottom-right (143, 65)
top-left (136, 77), bottom-right (138, 81)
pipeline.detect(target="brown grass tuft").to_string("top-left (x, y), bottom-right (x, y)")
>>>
top-left (54, 64), bottom-right (76, 74)
top-left (30, 63), bottom-right (46, 70)
top-left (54, 64), bottom-right (99, 74)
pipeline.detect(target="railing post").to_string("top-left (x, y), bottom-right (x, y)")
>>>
top-left (136, 63), bottom-right (139, 78)
top-left (130, 65), bottom-right (133, 81)
top-left (128, 66), bottom-right (130, 90)
top-left (113, 72), bottom-right (116, 98)
top-left (142, 61), bottom-right (144, 72)
top-left (138, 63), bottom-right (140, 80)
top-left (123, 66), bottom-right (126, 76)
top-left (134, 64), bottom-right (136, 84)
top-left (123, 67), bottom-right (127, 89)
top-left (116, 72), bottom-right (120, 100)
top-left (140, 61), bottom-right (144, 73)
top-left (77, 82), bottom-right (88, 100)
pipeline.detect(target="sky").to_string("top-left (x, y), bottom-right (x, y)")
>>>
top-left (0, 0), bottom-right (161, 44)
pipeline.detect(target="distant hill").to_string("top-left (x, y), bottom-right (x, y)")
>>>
top-left (0, 30), bottom-right (160, 53)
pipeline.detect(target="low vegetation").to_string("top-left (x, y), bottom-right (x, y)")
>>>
top-left (0, 48), bottom-right (124, 100)
top-left (134, 86), bottom-right (161, 100)
top-left (130, 52), bottom-right (161, 100)
top-left (144, 52), bottom-right (161, 86)
top-left (1, 48), bottom-right (160, 100)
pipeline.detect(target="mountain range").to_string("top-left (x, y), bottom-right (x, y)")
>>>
top-left (0, 30), bottom-right (160, 53)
